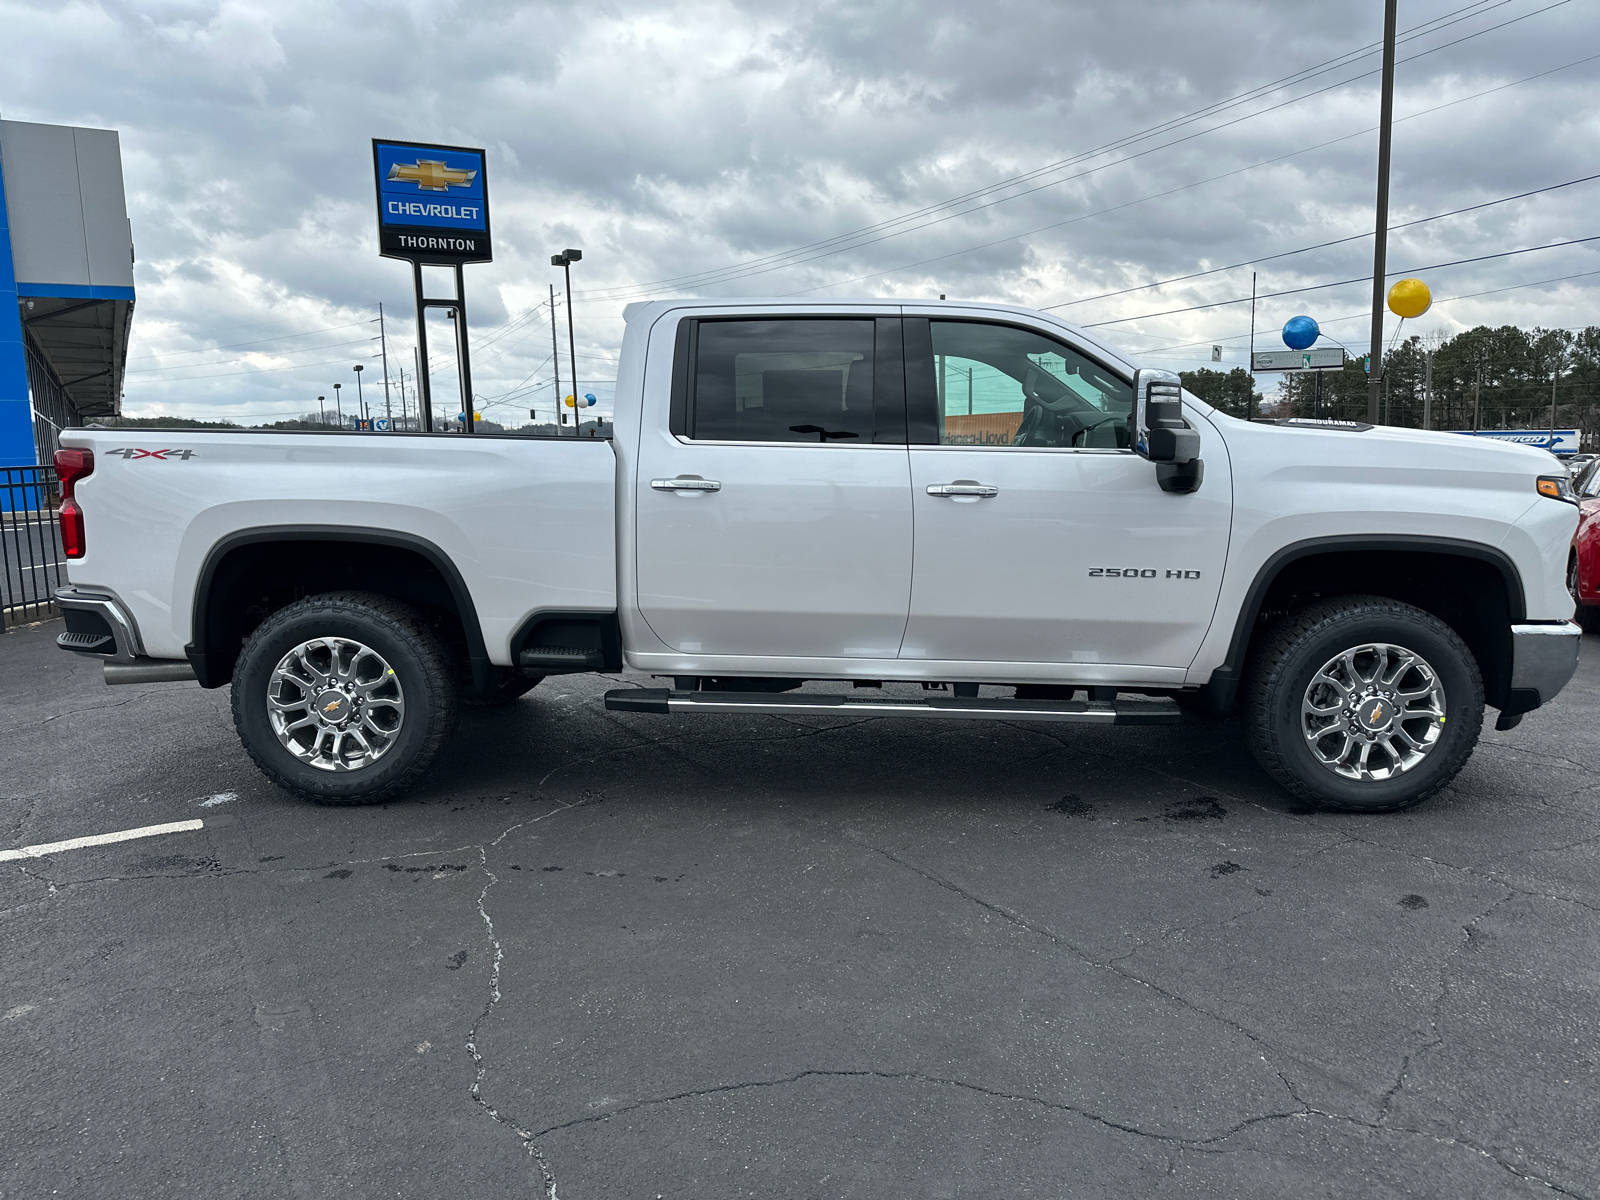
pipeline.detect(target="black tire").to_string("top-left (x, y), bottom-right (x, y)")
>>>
top-left (462, 667), bottom-right (544, 707)
top-left (1569, 553), bottom-right (1600, 633)
top-left (231, 590), bottom-right (458, 805)
top-left (1244, 595), bottom-right (1483, 813)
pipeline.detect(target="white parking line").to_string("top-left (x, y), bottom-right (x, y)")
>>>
top-left (0, 819), bottom-right (205, 862)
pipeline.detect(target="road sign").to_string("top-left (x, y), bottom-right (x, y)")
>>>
top-left (1211, 345), bottom-right (1221, 362)
top-left (372, 139), bottom-right (491, 264)
top-left (1252, 348), bottom-right (1346, 372)
top-left (1454, 429), bottom-right (1579, 454)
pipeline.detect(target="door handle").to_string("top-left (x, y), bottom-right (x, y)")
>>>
top-left (651, 476), bottom-right (722, 492)
top-left (926, 482), bottom-right (999, 498)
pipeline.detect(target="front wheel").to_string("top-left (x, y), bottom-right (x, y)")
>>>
top-left (1244, 596), bottom-right (1483, 812)
top-left (231, 591), bottom-right (459, 805)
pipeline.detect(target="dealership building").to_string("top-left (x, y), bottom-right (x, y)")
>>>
top-left (0, 118), bottom-right (135, 467)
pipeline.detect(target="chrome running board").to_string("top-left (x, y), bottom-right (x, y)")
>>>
top-left (604, 689), bottom-right (1181, 725)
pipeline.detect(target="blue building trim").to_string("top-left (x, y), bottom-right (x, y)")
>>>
top-left (0, 138), bottom-right (38, 468)
top-left (16, 281), bottom-right (135, 302)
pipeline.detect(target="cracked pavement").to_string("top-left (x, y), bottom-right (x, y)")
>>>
top-left (1, 618), bottom-right (1596, 1198)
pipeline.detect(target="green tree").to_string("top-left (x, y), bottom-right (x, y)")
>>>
top-left (1178, 368), bottom-right (1263, 419)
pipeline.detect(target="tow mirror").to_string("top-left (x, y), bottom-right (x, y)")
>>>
top-left (1132, 368), bottom-right (1203, 493)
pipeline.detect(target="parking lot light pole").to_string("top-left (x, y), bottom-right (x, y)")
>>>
top-left (333, 382), bottom-right (343, 425)
top-left (552, 249), bottom-right (582, 436)
top-left (353, 364), bottom-right (366, 422)
top-left (317, 395), bottom-right (326, 426)
top-left (1366, 0), bottom-right (1398, 425)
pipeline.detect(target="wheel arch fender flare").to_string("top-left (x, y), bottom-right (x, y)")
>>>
top-left (1201, 534), bottom-right (1526, 714)
top-left (186, 525), bottom-right (490, 691)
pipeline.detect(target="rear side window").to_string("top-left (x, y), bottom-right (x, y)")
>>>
top-left (688, 319), bottom-right (877, 443)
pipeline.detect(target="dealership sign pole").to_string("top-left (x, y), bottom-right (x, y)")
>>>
top-left (373, 139), bottom-right (492, 433)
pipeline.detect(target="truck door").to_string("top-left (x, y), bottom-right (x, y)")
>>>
top-left (634, 315), bottom-right (914, 659)
top-left (898, 316), bottom-right (1231, 672)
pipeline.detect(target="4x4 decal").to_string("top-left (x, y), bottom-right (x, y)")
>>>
top-left (106, 448), bottom-right (197, 460)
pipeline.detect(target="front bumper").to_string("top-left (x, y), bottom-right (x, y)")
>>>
top-left (1498, 621), bottom-right (1582, 728)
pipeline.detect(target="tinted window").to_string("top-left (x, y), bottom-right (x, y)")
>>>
top-left (929, 321), bottom-right (1133, 449)
top-left (691, 319), bottom-right (876, 443)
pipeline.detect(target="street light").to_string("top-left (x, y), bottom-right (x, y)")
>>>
top-left (317, 395), bottom-right (326, 426)
top-left (551, 248), bottom-right (582, 437)
top-left (333, 382), bottom-right (343, 425)
top-left (353, 364), bottom-right (365, 422)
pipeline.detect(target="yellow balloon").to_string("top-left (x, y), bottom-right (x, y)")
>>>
top-left (564, 394), bottom-right (576, 407)
top-left (1387, 278), bottom-right (1432, 319)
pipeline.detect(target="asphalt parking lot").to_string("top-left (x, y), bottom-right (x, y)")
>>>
top-left (2, 618), bottom-right (1597, 1199)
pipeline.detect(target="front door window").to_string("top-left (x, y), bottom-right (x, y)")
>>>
top-left (930, 321), bottom-right (1134, 449)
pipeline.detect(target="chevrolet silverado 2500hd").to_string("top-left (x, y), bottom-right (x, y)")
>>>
top-left (52, 299), bottom-right (1582, 812)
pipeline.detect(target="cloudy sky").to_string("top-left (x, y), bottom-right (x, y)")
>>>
top-left (4, 0), bottom-right (1598, 425)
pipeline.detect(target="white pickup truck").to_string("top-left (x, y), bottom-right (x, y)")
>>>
top-left (52, 299), bottom-right (1581, 812)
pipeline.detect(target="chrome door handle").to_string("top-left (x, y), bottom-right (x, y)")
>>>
top-left (651, 477), bottom-right (721, 492)
top-left (926, 482), bottom-right (998, 497)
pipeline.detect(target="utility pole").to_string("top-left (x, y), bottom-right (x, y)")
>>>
top-left (1473, 358), bottom-right (1482, 432)
top-left (552, 250), bottom-right (583, 437)
top-left (397, 368), bottom-right (409, 430)
top-left (1422, 350), bottom-right (1433, 430)
top-left (1248, 271), bottom-right (1257, 421)
top-left (1366, 0), bottom-right (1399, 425)
top-left (550, 284), bottom-right (562, 430)
top-left (377, 303), bottom-right (393, 426)
top-left (1551, 351), bottom-right (1562, 451)
top-left (413, 348), bottom-right (423, 431)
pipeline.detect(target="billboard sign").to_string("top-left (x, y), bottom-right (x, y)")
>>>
top-left (1453, 429), bottom-right (1579, 454)
top-left (1251, 348), bottom-right (1346, 372)
top-left (372, 139), bottom-right (491, 263)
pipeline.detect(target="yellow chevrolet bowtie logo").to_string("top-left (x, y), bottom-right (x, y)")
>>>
top-left (387, 160), bottom-right (477, 192)
top-left (323, 699), bottom-right (343, 713)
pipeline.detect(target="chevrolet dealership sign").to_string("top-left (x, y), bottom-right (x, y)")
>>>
top-left (372, 139), bottom-right (491, 263)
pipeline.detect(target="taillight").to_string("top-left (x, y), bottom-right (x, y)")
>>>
top-left (54, 448), bottom-right (93, 559)
top-left (60, 498), bottom-right (85, 558)
top-left (55, 447), bottom-right (93, 495)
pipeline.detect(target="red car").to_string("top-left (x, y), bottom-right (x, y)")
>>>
top-left (1571, 460), bottom-right (1600, 631)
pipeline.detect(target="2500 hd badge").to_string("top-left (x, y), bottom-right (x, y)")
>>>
top-left (1088, 568), bottom-right (1203, 579)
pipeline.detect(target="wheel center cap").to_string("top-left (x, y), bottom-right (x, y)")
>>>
top-left (313, 689), bottom-right (352, 724)
top-left (1355, 696), bottom-right (1394, 732)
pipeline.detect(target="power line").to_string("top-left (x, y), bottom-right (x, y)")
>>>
top-left (1081, 237), bottom-right (1600, 329)
top-left (1040, 171), bottom-right (1600, 314)
top-left (1133, 268), bottom-right (1600, 356)
top-left (576, 0), bottom-right (1569, 301)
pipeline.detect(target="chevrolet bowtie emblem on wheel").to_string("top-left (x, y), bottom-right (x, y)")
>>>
top-left (323, 699), bottom-right (343, 713)
top-left (386, 159), bottom-right (477, 192)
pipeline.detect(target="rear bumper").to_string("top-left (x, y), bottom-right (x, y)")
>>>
top-left (1502, 621), bottom-right (1582, 718)
top-left (53, 586), bottom-right (144, 663)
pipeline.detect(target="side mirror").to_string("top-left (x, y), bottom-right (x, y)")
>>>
top-left (1132, 368), bottom-right (1203, 493)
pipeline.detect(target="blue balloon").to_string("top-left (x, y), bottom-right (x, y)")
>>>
top-left (1282, 315), bottom-right (1319, 350)
top-left (584, 393), bottom-right (596, 406)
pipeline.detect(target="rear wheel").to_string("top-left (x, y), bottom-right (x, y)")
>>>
top-left (231, 591), bottom-right (458, 805)
top-left (1244, 596), bottom-right (1483, 812)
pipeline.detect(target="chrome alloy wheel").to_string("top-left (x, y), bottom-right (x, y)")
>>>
top-left (1301, 642), bottom-right (1446, 781)
top-left (266, 637), bottom-right (406, 772)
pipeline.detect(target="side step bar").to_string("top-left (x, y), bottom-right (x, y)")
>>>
top-left (604, 689), bottom-right (1181, 725)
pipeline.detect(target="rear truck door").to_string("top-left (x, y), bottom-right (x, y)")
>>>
top-left (898, 315), bottom-right (1231, 671)
top-left (634, 314), bottom-right (914, 658)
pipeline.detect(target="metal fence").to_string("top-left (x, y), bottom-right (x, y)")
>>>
top-left (1, 465), bottom-right (64, 629)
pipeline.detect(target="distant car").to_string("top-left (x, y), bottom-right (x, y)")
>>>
top-left (1571, 461), bottom-right (1600, 631)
